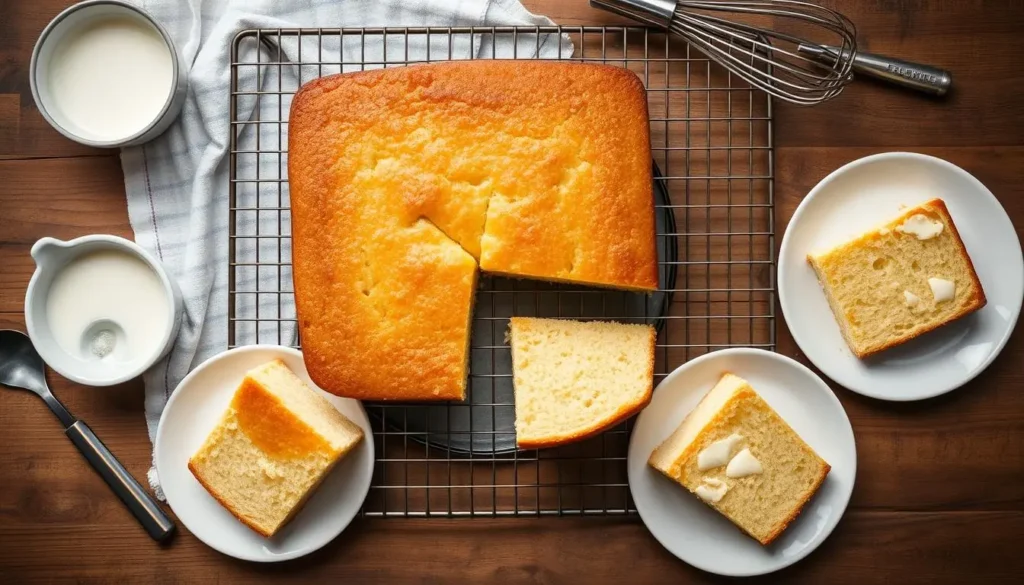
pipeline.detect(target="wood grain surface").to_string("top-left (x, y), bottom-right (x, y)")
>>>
top-left (1, 0), bottom-right (1023, 583)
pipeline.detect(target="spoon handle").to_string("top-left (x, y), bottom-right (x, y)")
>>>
top-left (66, 421), bottom-right (175, 541)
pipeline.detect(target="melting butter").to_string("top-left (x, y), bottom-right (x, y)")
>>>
top-left (904, 290), bottom-right (920, 306)
top-left (725, 448), bottom-right (763, 478)
top-left (895, 214), bottom-right (944, 240)
top-left (694, 478), bottom-right (729, 503)
top-left (697, 433), bottom-right (744, 471)
top-left (928, 277), bottom-right (955, 303)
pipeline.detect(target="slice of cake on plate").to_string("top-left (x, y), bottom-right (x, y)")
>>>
top-left (648, 373), bottom-right (830, 545)
top-left (508, 317), bottom-right (655, 449)
top-left (807, 197), bottom-right (986, 358)
top-left (188, 359), bottom-right (364, 537)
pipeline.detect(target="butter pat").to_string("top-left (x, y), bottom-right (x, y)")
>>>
top-left (694, 478), bottom-right (729, 503)
top-left (896, 214), bottom-right (944, 240)
top-left (903, 290), bottom-right (920, 306)
top-left (928, 277), bottom-right (955, 303)
top-left (697, 433), bottom-right (744, 471)
top-left (726, 448), bottom-right (764, 478)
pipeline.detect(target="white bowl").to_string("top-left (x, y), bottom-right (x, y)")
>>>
top-left (778, 152), bottom-right (1023, 401)
top-left (628, 348), bottom-right (856, 577)
top-left (29, 0), bottom-right (188, 147)
top-left (25, 235), bottom-right (183, 386)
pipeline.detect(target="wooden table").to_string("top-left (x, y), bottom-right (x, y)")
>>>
top-left (1, 1), bottom-right (1022, 582)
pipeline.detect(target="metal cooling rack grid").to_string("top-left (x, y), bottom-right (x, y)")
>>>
top-left (228, 26), bottom-right (774, 517)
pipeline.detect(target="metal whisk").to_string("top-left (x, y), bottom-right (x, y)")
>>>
top-left (591, 0), bottom-right (952, 105)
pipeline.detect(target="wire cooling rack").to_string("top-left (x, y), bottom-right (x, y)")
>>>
top-left (228, 26), bottom-right (774, 517)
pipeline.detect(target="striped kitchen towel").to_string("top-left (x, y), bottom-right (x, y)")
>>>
top-left (119, 0), bottom-right (570, 496)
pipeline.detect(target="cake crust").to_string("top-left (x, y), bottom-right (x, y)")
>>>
top-left (288, 61), bottom-right (657, 401)
top-left (515, 382), bottom-right (653, 450)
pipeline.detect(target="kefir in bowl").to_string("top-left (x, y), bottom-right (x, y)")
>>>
top-left (30, 0), bottom-right (187, 147)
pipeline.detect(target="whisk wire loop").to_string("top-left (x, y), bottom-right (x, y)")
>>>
top-left (672, 1), bottom-right (856, 104)
top-left (592, 0), bottom-right (859, 105)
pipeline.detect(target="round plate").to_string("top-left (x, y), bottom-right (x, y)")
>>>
top-left (154, 345), bottom-right (374, 562)
top-left (778, 152), bottom-right (1024, 401)
top-left (628, 348), bottom-right (856, 577)
top-left (379, 161), bottom-right (678, 455)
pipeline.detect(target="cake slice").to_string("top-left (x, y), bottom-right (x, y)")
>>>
top-left (188, 359), bottom-right (364, 537)
top-left (807, 198), bottom-right (986, 358)
top-left (508, 317), bottom-right (655, 449)
top-left (648, 373), bottom-right (830, 545)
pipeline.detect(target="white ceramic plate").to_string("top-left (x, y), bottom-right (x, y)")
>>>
top-left (628, 348), bottom-right (856, 577)
top-left (778, 152), bottom-right (1023, 401)
top-left (154, 345), bottom-right (374, 562)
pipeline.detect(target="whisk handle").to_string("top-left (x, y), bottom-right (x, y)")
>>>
top-left (804, 45), bottom-right (952, 97)
top-left (853, 51), bottom-right (952, 96)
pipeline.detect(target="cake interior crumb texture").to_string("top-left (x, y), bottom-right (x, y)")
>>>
top-left (807, 198), bottom-right (986, 358)
top-left (188, 359), bottom-right (364, 537)
top-left (288, 61), bottom-right (657, 401)
top-left (508, 317), bottom-right (655, 449)
top-left (649, 373), bottom-right (830, 545)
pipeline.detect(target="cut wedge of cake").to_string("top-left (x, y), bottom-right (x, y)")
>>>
top-left (807, 198), bottom-right (986, 358)
top-left (188, 359), bottom-right (364, 537)
top-left (508, 317), bottom-right (655, 449)
top-left (648, 373), bottom-right (830, 545)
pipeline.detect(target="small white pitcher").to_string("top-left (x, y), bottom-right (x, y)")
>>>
top-left (25, 235), bottom-right (183, 386)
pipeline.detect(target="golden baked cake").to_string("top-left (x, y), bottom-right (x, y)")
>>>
top-left (649, 373), bottom-right (830, 545)
top-left (288, 61), bottom-right (657, 401)
top-left (507, 317), bottom-right (655, 449)
top-left (807, 198), bottom-right (986, 358)
top-left (188, 359), bottom-right (364, 537)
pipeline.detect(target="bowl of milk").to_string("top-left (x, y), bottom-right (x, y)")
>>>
top-left (25, 235), bottom-right (183, 386)
top-left (30, 0), bottom-right (187, 147)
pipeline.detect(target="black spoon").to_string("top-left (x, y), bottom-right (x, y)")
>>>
top-left (0, 329), bottom-right (174, 542)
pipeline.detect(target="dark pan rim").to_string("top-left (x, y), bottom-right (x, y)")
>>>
top-left (371, 160), bottom-right (678, 457)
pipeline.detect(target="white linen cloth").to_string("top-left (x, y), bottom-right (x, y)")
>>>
top-left (119, 0), bottom-right (569, 496)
